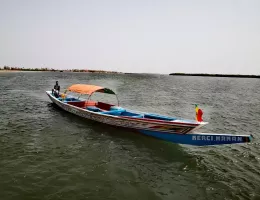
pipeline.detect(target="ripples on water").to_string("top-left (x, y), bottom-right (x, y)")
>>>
top-left (0, 72), bottom-right (260, 200)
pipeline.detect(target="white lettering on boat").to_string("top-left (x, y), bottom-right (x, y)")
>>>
top-left (192, 135), bottom-right (244, 142)
top-left (207, 136), bottom-right (213, 141)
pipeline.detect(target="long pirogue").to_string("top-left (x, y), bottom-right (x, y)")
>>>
top-left (46, 84), bottom-right (253, 146)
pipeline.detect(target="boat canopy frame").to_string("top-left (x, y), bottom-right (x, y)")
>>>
top-left (65, 84), bottom-right (119, 106)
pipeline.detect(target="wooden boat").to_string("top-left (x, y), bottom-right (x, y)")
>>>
top-left (46, 84), bottom-right (253, 146)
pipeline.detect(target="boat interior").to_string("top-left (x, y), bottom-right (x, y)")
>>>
top-left (54, 94), bottom-right (178, 121)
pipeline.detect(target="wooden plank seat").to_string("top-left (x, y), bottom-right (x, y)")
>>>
top-left (96, 102), bottom-right (115, 111)
top-left (86, 106), bottom-right (102, 112)
top-left (67, 101), bottom-right (86, 108)
top-left (84, 100), bottom-right (97, 107)
top-left (99, 110), bottom-right (122, 116)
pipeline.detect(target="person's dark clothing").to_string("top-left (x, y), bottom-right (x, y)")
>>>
top-left (54, 84), bottom-right (60, 91)
top-left (53, 90), bottom-right (59, 98)
top-left (53, 81), bottom-right (60, 98)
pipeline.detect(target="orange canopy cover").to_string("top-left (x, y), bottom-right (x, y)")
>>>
top-left (67, 84), bottom-right (104, 95)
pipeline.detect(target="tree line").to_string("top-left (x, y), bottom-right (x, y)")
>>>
top-left (0, 66), bottom-right (122, 73)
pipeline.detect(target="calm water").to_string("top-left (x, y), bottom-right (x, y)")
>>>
top-left (0, 72), bottom-right (260, 200)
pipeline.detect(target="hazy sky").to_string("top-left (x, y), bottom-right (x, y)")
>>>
top-left (1, 0), bottom-right (260, 74)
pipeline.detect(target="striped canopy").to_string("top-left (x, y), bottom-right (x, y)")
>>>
top-left (67, 84), bottom-right (115, 95)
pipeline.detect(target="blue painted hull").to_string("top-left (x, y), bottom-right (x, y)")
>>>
top-left (138, 130), bottom-right (252, 146)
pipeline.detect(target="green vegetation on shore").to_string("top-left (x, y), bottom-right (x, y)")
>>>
top-left (169, 73), bottom-right (260, 78)
top-left (0, 66), bottom-right (123, 74)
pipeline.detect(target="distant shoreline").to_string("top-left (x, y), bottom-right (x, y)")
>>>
top-left (0, 68), bottom-right (123, 74)
top-left (169, 73), bottom-right (260, 78)
top-left (0, 70), bottom-right (20, 73)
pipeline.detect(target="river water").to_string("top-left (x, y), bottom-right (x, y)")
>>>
top-left (0, 72), bottom-right (260, 200)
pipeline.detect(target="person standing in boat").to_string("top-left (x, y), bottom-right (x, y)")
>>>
top-left (52, 81), bottom-right (60, 97)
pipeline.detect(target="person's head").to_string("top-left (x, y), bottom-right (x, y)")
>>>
top-left (56, 81), bottom-right (58, 85)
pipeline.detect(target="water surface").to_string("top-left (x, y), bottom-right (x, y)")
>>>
top-left (0, 72), bottom-right (260, 200)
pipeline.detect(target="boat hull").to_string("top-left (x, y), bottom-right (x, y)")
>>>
top-left (46, 91), bottom-right (252, 146)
